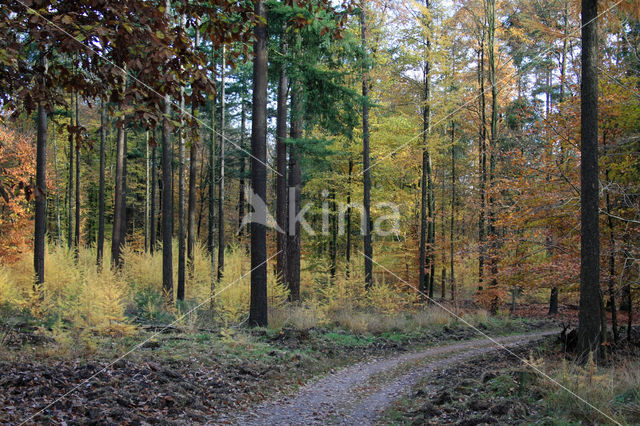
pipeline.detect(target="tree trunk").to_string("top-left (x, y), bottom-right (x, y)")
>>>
top-left (52, 120), bottom-right (62, 247)
top-left (276, 35), bottom-right (289, 284)
top-left (287, 80), bottom-right (302, 302)
top-left (187, 110), bottom-right (198, 278)
top-left (177, 88), bottom-right (186, 302)
top-left (487, 0), bottom-right (499, 293)
top-left (477, 31), bottom-right (487, 291)
top-left (603, 132), bottom-right (618, 343)
top-left (67, 95), bottom-right (74, 249)
top-left (75, 92), bottom-right (80, 252)
top-left (97, 100), bottom-right (106, 266)
top-left (361, 8), bottom-right (373, 290)
top-left (217, 47), bottom-right (226, 281)
top-left (238, 101), bottom-right (247, 237)
top-left (35, 102), bottom-right (47, 285)
top-left (187, 23), bottom-right (199, 274)
top-left (577, 0), bottom-right (602, 359)
top-left (150, 129), bottom-right (158, 255)
top-left (249, 0), bottom-right (269, 327)
top-left (549, 287), bottom-right (559, 314)
top-left (162, 94), bottom-right (174, 303)
top-left (330, 190), bottom-right (337, 279)
top-left (208, 74), bottom-right (216, 309)
top-left (346, 158), bottom-right (353, 278)
top-left (145, 131), bottom-right (150, 253)
top-left (450, 122), bottom-right (456, 300)
top-left (112, 100), bottom-right (126, 268)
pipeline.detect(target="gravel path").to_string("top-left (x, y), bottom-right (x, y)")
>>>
top-left (231, 330), bottom-right (556, 425)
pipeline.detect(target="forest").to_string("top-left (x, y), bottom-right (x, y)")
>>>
top-left (1, 0), bottom-right (639, 424)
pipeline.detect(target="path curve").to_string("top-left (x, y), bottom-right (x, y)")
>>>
top-left (230, 330), bottom-right (556, 425)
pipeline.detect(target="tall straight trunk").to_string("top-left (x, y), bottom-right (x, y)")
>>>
top-left (187, 108), bottom-right (198, 276)
top-left (208, 79), bottom-right (216, 307)
top-left (487, 0), bottom-right (499, 293)
top-left (419, 0), bottom-right (432, 300)
top-left (346, 158), bottom-right (353, 278)
top-left (187, 23), bottom-right (199, 272)
top-left (112, 97), bottom-right (126, 268)
top-left (450, 121), bottom-right (456, 300)
top-left (75, 93), bottom-right (80, 251)
top-left (52, 118), bottom-right (62, 246)
top-left (217, 47), bottom-right (226, 281)
top-left (121, 132), bottom-right (127, 249)
top-left (145, 131), bottom-right (150, 253)
top-left (97, 100), bottom-right (106, 266)
top-left (238, 101), bottom-right (247, 236)
top-left (249, 0), bottom-right (269, 326)
top-left (177, 88), bottom-right (186, 302)
top-left (441, 165), bottom-right (446, 299)
top-left (150, 129), bottom-right (158, 255)
top-left (162, 94), bottom-right (174, 302)
top-left (477, 31), bottom-right (487, 290)
top-left (35, 102), bottom-right (47, 285)
top-left (330, 190), bottom-right (337, 278)
top-left (67, 94), bottom-right (74, 249)
top-left (604, 135), bottom-right (618, 344)
top-left (361, 8), bottom-right (373, 289)
top-left (287, 81), bottom-right (302, 302)
top-left (428, 154), bottom-right (435, 299)
top-left (276, 36), bottom-right (289, 284)
top-left (577, 0), bottom-right (602, 359)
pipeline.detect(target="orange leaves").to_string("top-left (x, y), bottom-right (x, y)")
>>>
top-left (0, 125), bottom-right (37, 262)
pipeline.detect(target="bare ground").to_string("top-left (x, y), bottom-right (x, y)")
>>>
top-left (229, 330), bottom-right (556, 425)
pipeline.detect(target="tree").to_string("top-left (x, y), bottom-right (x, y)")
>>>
top-left (112, 74), bottom-right (127, 269)
top-left (276, 29), bottom-right (289, 286)
top-left (249, 0), bottom-right (269, 327)
top-left (218, 47), bottom-right (227, 281)
top-left (97, 100), bottom-right (106, 266)
top-left (577, 0), bottom-right (602, 359)
top-left (361, 7), bottom-right (373, 290)
top-left (34, 83), bottom-right (47, 286)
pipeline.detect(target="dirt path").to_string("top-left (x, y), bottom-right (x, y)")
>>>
top-left (230, 330), bottom-right (556, 425)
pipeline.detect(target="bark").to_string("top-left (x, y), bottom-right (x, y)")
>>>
top-left (346, 158), bottom-right (353, 278)
top-left (208, 72), bottom-right (216, 309)
top-left (178, 88), bottom-right (186, 302)
top-left (249, 0), bottom-right (269, 326)
top-left (361, 8), bottom-right (373, 290)
top-left (217, 47), bottom-right (226, 281)
top-left (187, 108), bottom-right (198, 277)
top-left (287, 81), bottom-right (302, 302)
top-left (450, 122), bottom-right (456, 300)
top-left (603, 132), bottom-right (618, 343)
top-left (67, 95), bottom-right (73, 249)
top-left (330, 190), bottom-right (337, 279)
top-left (74, 92), bottom-right (80, 251)
top-left (52, 117), bottom-right (62, 246)
top-left (549, 287), bottom-right (559, 314)
top-left (97, 100), bottom-right (106, 266)
top-left (111, 101), bottom-right (126, 269)
top-left (477, 30), bottom-right (487, 290)
top-left (162, 94), bottom-right (174, 303)
top-left (150, 129), bottom-right (158, 255)
top-left (238, 101), bottom-right (247, 236)
top-left (577, 0), bottom-right (602, 359)
top-left (187, 23), bottom-right (199, 273)
top-left (487, 0), bottom-right (499, 292)
top-left (276, 35), bottom-right (289, 284)
top-left (35, 102), bottom-right (47, 285)
top-left (145, 131), bottom-right (150, 253)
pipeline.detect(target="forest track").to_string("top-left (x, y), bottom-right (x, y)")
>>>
top-left (230, 330), bottom-right (556, 425)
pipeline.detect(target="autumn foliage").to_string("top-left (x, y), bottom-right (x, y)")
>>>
top-left (0, 125), bottom-right (36, 262)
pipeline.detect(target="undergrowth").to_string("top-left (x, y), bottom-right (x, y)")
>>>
top-left (0, 242), bottom-right (540, 350)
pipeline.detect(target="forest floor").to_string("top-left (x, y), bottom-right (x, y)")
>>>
top-left (0, 315), bottom-right (553, 424)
